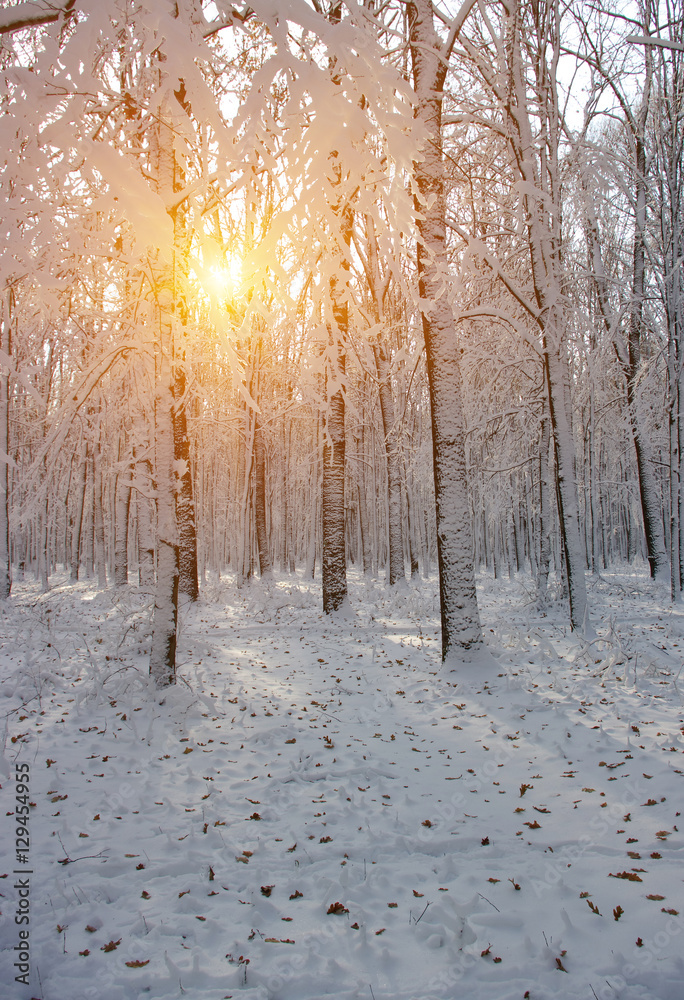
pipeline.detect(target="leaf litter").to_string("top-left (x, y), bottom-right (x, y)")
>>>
top-left (1, 564), bottom-right (683, 999)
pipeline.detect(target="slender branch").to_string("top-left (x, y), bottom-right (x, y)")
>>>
top-left (442, 0), bottom-right (478, 62)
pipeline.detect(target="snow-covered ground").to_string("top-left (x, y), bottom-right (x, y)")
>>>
top-left (2, 565), bottom-right (683, 1000)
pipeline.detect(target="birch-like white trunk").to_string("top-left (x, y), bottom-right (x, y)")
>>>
top-left (148, 100), bottom-right (179, 688)
top-left (114, 464), bottom-right (131, 586)
top-left (322, 336), bottom-right (348, 612)
top-left (374, 342), bottom-right (405, 586)
top-left (409, 0), bottom-right (482, 656)
top-left (321, 158), bottom-right (351, 613)
top-left (543, 345), bottom-right (588, 630)
top-left (501, 0), bottom-right (589, 632)
top-left (92, 435), bottom-right (107, 589)
top-left (134, 451), bottom-right (156, 587)
top-left (582, 164), bottom-right (667, 579)
top-left (537, 417), bottom-right (552, 605)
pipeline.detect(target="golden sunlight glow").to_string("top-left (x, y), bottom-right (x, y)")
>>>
top-left (208, 258), bottom-right (242, 299)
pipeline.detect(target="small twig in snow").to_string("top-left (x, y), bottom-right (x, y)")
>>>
top-left (414, 901), bottom-right (431, 924)
top-left (477, 893), bottom-right (500, 912)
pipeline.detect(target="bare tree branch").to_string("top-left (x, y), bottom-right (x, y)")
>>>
top-left (0, 0), bottom-right (74, 36)
top-left (627, 33), bottom-right (684, 53)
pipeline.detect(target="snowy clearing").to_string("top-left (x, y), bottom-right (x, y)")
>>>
top-left (2, 566), bottom-right (684, 1000)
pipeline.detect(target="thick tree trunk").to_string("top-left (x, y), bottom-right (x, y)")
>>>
top-left (70, 441), bottom-right (88, 581)
top-left (254, 412), bottom-right (273, 581)
top-left (497, 0), bottom-right (589, 632)
top-left (537, 417), bottom-right (552, 606)
top-left (322, 341), bottom-right (348, 612)
top-left (630, 80), bottom-right (668, 580)
top-left (408, 0), bottom-right (482, 657)
top-left (148, 99), bottom-right (180, 688)
top-left (174, 366), bottom-right (199, 600)
top-left (84, 466), bottom-right (94, 579)
top-left (357, 415), bottom-right (372, 575)
top-left (93, 437), bottom-right (107, 588)
top-left (321, 136), bottom-right (351, 612)
top-left (279, 420), bottom-right (289, 572)
top-left (544, 347), bottom-right (588, 630)
top-left (374, 343), bottom-right (405, 586)
top-left (135, 451), bottom-right (156, 587)
top-left (668, 330), bottom-right (681, 600)
top-left (236, 395), bottom-right (255, 588)
top-left (114, 465), bottom-right (131, 586)
top-left (306, 427), bottom-right (320, 580)
top-left (583, 151), bottom-right (667, 580)
top-left (630, 139), bottom-right (668, 581)
top-left (39, 485), bottom-right (49, 593)
top-left (149, 343), bottom-right (179, 686)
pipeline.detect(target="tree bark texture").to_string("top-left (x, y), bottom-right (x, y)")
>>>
top-left (322, 337), bottom-right (348, 612)
top-left (148, 99), bottom-right (180, 688)
top-left (174, 364), bottom-right (199, 600)
top-left (374, 341), bottom-right (405, 586)
top-left (409, 0), bottom-right (482, 656)
top-left (135, 451), bottom-right (156, 586)
top-left (70, 440), bottom-right (88, 581)
top-left (629, 119), bottom-right (669, 580)
top-left (502, 0), bottom-right (589, 632)
top-left (254, 411), bottom-right (273, 580)
top-left (114, 463), bottom-right (131, 586)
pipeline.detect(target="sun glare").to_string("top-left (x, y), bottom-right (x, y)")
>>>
top-left (208, 258), bottom-right (242, 299)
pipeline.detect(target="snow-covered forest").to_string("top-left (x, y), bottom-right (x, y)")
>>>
top-left (1, 2), bottom-right (683, 999)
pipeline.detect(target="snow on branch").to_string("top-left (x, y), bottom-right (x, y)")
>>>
top-left (626, 34), bottom-right (684, 53)
top-left (0, 0), bottom-right (74, 36)
top-left (446, 217), bottom-right (541, 325)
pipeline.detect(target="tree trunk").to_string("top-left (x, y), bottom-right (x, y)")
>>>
top-left (135, 451), bottom-right (156, 587)
top-left (629, 75), bottom-right (669, 580)
top-left (174, 365), bottom-right (199, 600)
top-left (544, 347), bottom-right (588, 629)
top-left (236, 385), bottom-right (255, 588)
top-left (149, 345), bottom-right (179, 686)
top-left (254, 412), bottom-right (273, 581)
top-left (537, 417), bottom-right (552, 606)
top-left (321, 112), bottom-right (351, 612)
top-left (582, 143), bottom-right (667, 580)
top-left (374, 342), bottom-right (405, 586)
top-left (148, 98), bottom-right (180, 688)
top-left (279, 419), bottom-right (289, 572)
top-left (668, 330), bottom-right (681, 600)
top-left (93, 436), bottom-right (107, 589)
top-left (408, 0), bottom-right (482, 657)
top-left (70, 441), bottom-right (88, 581)
top-left (114, 465), bottom-right (131, 586)
top-left (500, 0), bottom-right (590, 632)
top-left (39, 483), bottom-right (49, 593)
top-left (322, 341), bottom-right (348, 612)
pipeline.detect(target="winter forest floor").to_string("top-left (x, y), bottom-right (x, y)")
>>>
top-left (1, 565), bottom-right (684, 1000)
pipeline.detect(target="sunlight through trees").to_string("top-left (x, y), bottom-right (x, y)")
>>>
top-left (1, 0), bottom-right (682, 679)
